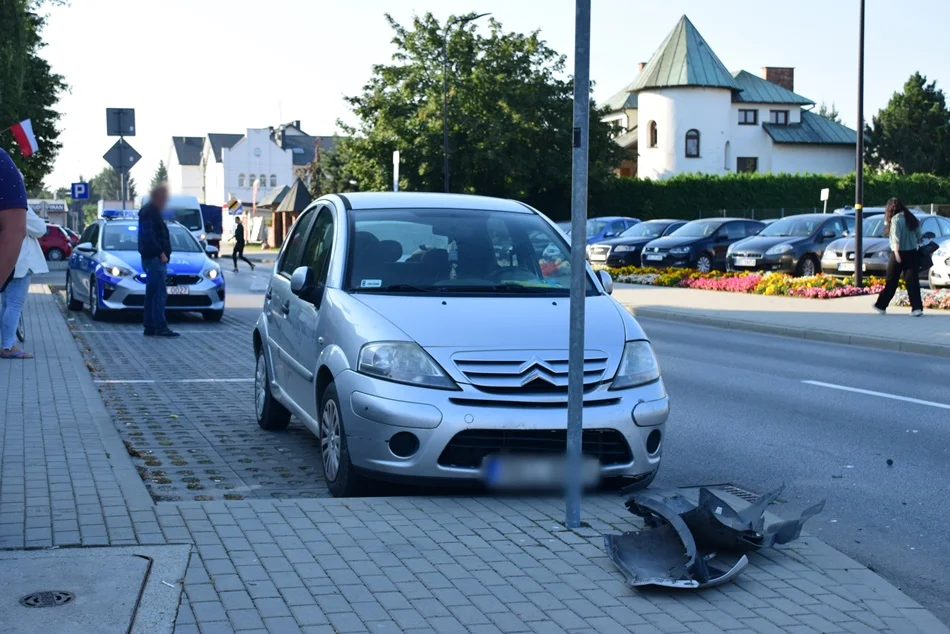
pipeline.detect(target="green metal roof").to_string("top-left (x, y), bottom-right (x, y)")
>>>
top-left (604, 79), bottom-right (638, 112)
top-left (631, 16), bottom-right (739, 92)
top-left (731, 71), bottom-right (813, 105)
top-left (763, 110), bottom-right (857, 146)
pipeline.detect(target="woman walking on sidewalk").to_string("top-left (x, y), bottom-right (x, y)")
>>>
top-left (874, 197), bottom-right (923, 316)
top-left (1, 206), bottom-right (49, 359)
top-left (231, 217), bottom-right (255, 273)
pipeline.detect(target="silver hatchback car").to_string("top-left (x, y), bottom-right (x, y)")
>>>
top-left (253, 192), bottom-right (669, 496)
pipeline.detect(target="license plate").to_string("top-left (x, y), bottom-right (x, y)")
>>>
top-left (735, 257), bottom-right (757, 267)
top-left (644, 254), bottom-right (663, 261)
top-left (838, 263), bottom-right (855, 272)
top-left (481, 454), bottom-right (600, 491)
top-left (589, 254), bottom-right (607, 262)
top-left (167, 286), bottom-right (190, 295)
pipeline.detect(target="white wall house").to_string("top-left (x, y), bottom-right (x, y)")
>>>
top-left (220, 129), bottom-right (294, 206)
top-left (604, 16), bottom-right (858, 180)
top-left (167, 137), bottom-right (204, 200)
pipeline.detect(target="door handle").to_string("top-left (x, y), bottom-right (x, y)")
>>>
top-left (265, 288), bottom-right (272, 300)
top-left (280, 301), bottom-right (290, 315)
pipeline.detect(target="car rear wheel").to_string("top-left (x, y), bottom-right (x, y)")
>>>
top-left (696, 253), bottom-right (713, 273)
top-left (321, 382), bottom-right (363, 497)
top-left (202, 309), bottom-right (224, 322)
top-left (255, 349), bottom-right (291, 431)
top-left (66, 273), bottom-right (83, 310)
top-left (47, 247), bottom-right (65, 261)
top-left (796, 255), bottom-right (819, 277)
top-left (89, 276), bottom-right (106, 321)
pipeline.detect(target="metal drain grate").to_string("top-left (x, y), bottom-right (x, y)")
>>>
top-left (716, 483), bottom-right (785, 505)
top-left (20, 591), bottom-right (75, 608)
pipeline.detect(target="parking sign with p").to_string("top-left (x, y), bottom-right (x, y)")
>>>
top-left (71, 182), bottom-right (89, 200)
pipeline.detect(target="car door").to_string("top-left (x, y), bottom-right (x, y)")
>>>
top-left (266, 207), bottom-right (318, 396)
top-left (713, 222), bottom-right (745, 265)
top-left (282, 205), bottom-right (336, 411)
top-left (817, 217), bottom-right (848, 256)
top-left (74, 223), bottom-right (100, 296)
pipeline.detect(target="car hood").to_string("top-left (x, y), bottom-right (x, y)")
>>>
top-left (731, 236), bottom-right (808, 252)
top-left (593, 236), bottom-right (656, 248)
top-left (351, 293), bottom-right (633, 349)
top-left (104, 250), bottom-right (210, 274)
top-left (644, 235), bottom-right (702, 249)
top-left (824, 236), bottom-right (889, 253)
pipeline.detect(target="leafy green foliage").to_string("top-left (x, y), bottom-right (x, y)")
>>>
top-left (0, 0), bottom-right (67, 189)
top-left (328, 12), bottom-right (621, 214)
top-left (866, 72), bottom-right (950, 176)
top-left (150, 160), bottom-right (169, 190)
top-left (817, 102), bottom-right (841, 124)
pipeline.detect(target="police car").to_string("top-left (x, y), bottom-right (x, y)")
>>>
top-left (66, 210), bottom-right (225, 321)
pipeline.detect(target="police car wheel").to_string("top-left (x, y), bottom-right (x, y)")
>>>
top-left (89, 276), bottom-right (106, 321)
top-left (66, 273), bottom-right (83, 310)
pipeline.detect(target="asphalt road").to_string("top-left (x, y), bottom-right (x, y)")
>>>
top-left (641, 317), bottom-right (950, 625)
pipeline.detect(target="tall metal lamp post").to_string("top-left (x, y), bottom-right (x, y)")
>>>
top-left (442, 12), bottom-right (490, 193)
top-left (854, 0), bottom-right (866, 287)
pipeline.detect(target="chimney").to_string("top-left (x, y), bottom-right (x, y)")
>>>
top-left (638, 62), bottom-right (647, 72)
top-left (761, 67), bottom-right (794, 92)
top-left (293, 120), bottom-right (301, 129)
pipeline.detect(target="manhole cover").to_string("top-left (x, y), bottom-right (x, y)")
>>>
top-left (20, 591), bottom-right (75, 608)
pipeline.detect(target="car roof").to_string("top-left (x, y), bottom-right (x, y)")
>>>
top-left (335, 192), bottom-right (532, 213)
top-left (770, 213), bottom-right (837, 221)
top-left (591, 216), bottom-right (635, 221)
top-left (643, 218), bottom-right (683, 223)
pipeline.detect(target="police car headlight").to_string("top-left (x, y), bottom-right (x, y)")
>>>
top-left (208, 268), bottom-right (219, 280)
top-left (200, 233), bottom-right (207, 241)
top-left (108, 265), bottom-right (134, 278)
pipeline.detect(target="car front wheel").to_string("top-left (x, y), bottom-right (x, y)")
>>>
top-left (695, 253), bottom-right (713, 273)
top-left (89, 276), bottom-right (106, 321)
top-left (255, 348), bottom-right (290, 431)
top-left (320, 382), bottom-right (363, 497)
top-left (66, 272), bottom-right (83, 310)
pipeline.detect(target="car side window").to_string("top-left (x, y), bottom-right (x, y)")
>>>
top-left (608, 220), bottom-right (625, 235)
top-left (664, 222), bottom-right (684, 236)
top-left (921, 217), bottom-right (939, 238)
top-left (278, 208), bottom-right (317, 277)
top-left (300, 209), bottom-right (334, 286)
top-left (725, 222), bottom-right (745, 240)
top-left (78, 225), bottom-right (95, 244)
top-left (936, 217), bottom-right (950, 237)
top-left (827, 218), bottom-right (847, 238)
top-left (844, 216), bottom-right (856, 235)
top-left (87, 224), bottom-right (100, 247)
top-left (745, 222), bottom-right (763, 237)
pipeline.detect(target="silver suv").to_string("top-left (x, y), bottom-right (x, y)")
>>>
top-left (253, 192), bottom-right (668, 496)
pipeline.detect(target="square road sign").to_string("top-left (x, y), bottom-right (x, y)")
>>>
top-left (71, 182), bottom-right (89, 199)
top-left (106, 108), bottom-right (136, 137)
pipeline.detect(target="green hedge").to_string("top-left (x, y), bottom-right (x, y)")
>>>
top-left (537, 172), bottom-right (950, 221)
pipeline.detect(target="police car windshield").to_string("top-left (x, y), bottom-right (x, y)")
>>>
top-left (102, 224), bottom-right (203, 253)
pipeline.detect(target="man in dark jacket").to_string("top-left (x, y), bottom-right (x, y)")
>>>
top-left (138, 185), bottom-right (178, 337)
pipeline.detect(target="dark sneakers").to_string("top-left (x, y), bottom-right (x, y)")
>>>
top-left (155, 329), bottom-right (181, 337)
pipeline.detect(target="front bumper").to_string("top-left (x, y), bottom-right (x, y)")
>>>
top-left (820, 257), bottom-right (888, 277)
top-left (640, 252), bottom-right (691, 268)
top-left (97, 273), bottom-right (225, 312)
top-left (605, 251), bottom-right (641, 268)
top-left (728, 253), bottom-right (795, 273)
top-left (335, 369), bottom-right (667, 482)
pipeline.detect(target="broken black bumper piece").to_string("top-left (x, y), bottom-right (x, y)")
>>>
top-left (604, 485), bottom-right (824, 589)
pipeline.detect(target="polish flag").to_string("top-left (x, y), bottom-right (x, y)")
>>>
top-left (10, 119), bottom-right (38, 157)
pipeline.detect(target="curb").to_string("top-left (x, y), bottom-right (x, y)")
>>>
top-left (625, 305), bottom-right (950, 359)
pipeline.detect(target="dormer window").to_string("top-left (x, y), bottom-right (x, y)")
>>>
top-left (769, 110), bottom-right (789, 125)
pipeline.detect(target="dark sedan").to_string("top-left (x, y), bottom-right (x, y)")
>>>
top-left (587, 219), bottom-right (686, 268)
top-left (641, 218), bottom-right (765, 273)
top-left (727, 214), bottom-right (855, 276)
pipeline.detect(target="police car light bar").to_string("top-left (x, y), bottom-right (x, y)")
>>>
top-left (102, 209), bottom-right (140, 220)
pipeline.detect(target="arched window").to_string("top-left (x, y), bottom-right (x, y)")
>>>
top-left (685, 129), bottom-right (700, 158)
top-left (238, 174), bottom-right (245, 187)
top-left (648, 121), bottom-right (658, 148)
top-left (260, 174), bottom-right (267, 187)
top-left (270, 174), bottom-right (277, 187)
top-left (724, 141), bottom-right (732, 170)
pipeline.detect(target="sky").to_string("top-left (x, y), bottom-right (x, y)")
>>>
top-left (38, 0), bottom-right (950, 191)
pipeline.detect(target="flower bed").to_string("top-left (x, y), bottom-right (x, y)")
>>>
top-left (602, 265), bottom-right (890, 300)
top-left (896, 288), bottom-right (950, 310)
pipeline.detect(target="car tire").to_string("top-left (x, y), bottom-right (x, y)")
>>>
top-left (202, 309), bottom-right (224, 322)
top-left (89, 276), bottom-right (106, 321)
top-left (695, 253), bottom-right (714, 273)
top-left (255, 348), bottom-right (291, 431)
top-left (320, 382), bottom-right (364, 497)
top-left (47, 247), bottom-right (65, 261)
top-left (796, 255), bottom-right (819, 277)
top-left (66, 272), bottom-right (83, 310)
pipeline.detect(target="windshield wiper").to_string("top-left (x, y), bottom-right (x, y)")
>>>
top-left (440, 283), bottom-right (566, 294)
top-left (350, 284), bottom-right (435, 293)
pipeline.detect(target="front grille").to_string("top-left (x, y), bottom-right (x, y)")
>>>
top-left (438, 429), bottom-right (632, 468)
top-left (644, 246), bottom-right (669, 254)
top-left (590, 246), bottom-right (610, 256)
top-left (731, 252), bottom-right (763, 258)
top-left (122, 295), bottom-right (212, 307)
top-left (454, 350), bottom-right (608, 394)
top-left (167, 274), bottom-right (201, 286)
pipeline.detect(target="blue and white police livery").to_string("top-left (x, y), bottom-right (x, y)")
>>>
top-left (66, 211), bottom-right (225, 322)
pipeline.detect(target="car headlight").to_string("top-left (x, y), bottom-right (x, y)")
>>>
top-left (872, 250), bottom-right (890, 260)
top-left (669, 246), bottom-right (690, 255)
top-left (612, 245), bottom-right (632, 253)
top-left (207, 267), bottom-right (220, 280)
top-left (106, 264), bottom-right (134, 278)
top-left (357, 342), bottom-right (458, 390)
top-left (610, 341), bottom-right (660, 390)
top-left (200, 233), bottom-right (207, 241)
top-left (766, 243), bottom-right (793, 255)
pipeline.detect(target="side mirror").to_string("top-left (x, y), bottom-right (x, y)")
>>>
top-left (821, 230), bottom-right (836, 240)
top-left (597, 269), bottom-right (614, 295)
top-left (205, 245), bottom-right (219, 255)
top-left (76, 241), bottom-right (96, 253)
top-left (290, 266), bottom-right (323, 306)
top-left (604, 231), bottom-right (617, 238)
top-left (923, 231), bottom-right (936, 240)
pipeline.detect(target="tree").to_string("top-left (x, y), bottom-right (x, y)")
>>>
top-left (91, 167), bottom-right (137, 202)
top-left (816, 102), bottom-right (841, 124)
top-left (865, 72), bottom-right (950, 175)
top-left (307, 144), bottom-right (359, 198)
top-left (332, 13), bottom-right (622, 215)
top-left (150, 160), bottom-right (168, 190)
top-left (0, 0), bottom-right (67, 189)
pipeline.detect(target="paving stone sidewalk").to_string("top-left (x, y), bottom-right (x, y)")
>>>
top-left (2, 286), bottom-right (948, 633)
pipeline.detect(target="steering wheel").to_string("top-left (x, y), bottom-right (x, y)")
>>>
top-left (488, 266), bottom-right (537, 282)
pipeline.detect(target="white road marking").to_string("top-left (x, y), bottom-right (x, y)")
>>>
top-left (803, 380), bottom-right (950, 410)
top-left (95, 378), bottom-right (253, 384)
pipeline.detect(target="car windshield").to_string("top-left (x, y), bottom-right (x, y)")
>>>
top-left (585, 219), bottom-right (609, 238)
top-left (346, 208), bottom-right (595, 296)
top-left (758, 217), bottom-right (821, 237)
top-left (620, 222), bottom-right (667, 238)
top-left (862, 216), bottom-right (887, 238)
top-left (102, 223), bottom-right (203, 253)
top-left (171, 208), bottom-right (202, 231)
top-left (670, 220), bottom-right (721, 237)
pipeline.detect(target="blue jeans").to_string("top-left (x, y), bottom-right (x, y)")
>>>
top-left (142, 257), bottom-right (168, 332)
top-left (1, 273), bottom-right (30, 350)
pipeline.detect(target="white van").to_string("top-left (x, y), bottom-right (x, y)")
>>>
top-left (140, 193), bottom-right (206, 243)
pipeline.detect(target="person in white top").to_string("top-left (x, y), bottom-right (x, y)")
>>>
top-left (1, 205), bottom-right (49, 359)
